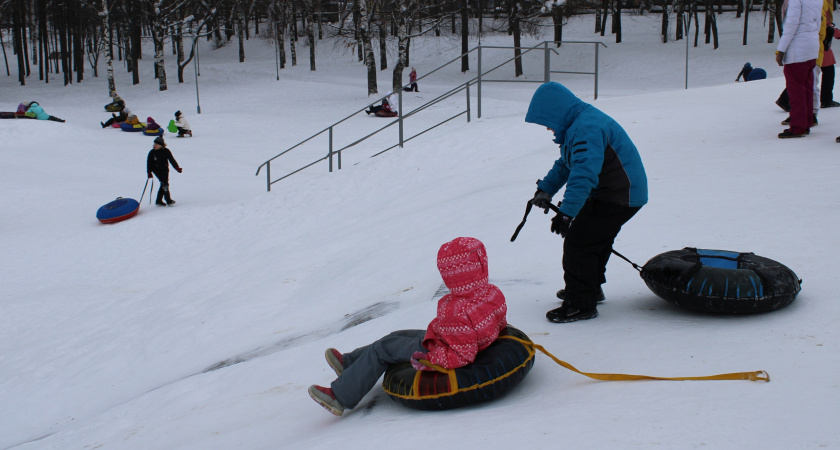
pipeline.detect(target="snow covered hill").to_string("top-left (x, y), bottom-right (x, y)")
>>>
top-left (1, 13), bottom-right (838, 450)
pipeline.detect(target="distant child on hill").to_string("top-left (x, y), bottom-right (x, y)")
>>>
top-left (102, 105), bottom-right (131, 128)
top-left (146, 117), bottom-right (161, 131)
top-left (147, 136), bottom-right (183, 206)
top-left (105, 92), bottom-right (126, 111)
top-left (308, 237), bottom-right (508, 416)
top-left (174, 110), bottom-right (192, 137)
top-left (25, 101), bottom-right (65, 122)
top-left (403, 67), bottom-right (419, 92)
top-left (365, 97), bottom-right (391, 115)
top-left (735, 62), bottom-right (767, 82)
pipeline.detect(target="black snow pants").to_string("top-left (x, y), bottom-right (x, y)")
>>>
top-left (562, 198), bottom-right (641, 310)
top-left (153, 171), bottom-right (172, 204)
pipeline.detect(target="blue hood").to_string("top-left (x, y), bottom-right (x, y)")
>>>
top-left (525, 82), bottom-right (588, 145)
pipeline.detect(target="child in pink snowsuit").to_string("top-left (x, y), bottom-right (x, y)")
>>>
top-left (308, 237), bottom-right (507, 416)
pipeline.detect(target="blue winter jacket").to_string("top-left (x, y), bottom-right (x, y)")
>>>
top-left (26, 102), bottom-right (49, 120)
top-left (525, 82), bottom-right (648, 217)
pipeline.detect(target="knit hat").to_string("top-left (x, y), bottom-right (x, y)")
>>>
top-left (174, 110), bottom-right (182, 118)
top-left (154, 136), bottom-right (165, 146)
top-left (147, 117), bottom-right (156, 124)
top-left (436, 237), bottom-right (489, 296)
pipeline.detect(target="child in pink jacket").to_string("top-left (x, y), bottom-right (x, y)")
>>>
top-left (308, 237), bottom-right (507, 416)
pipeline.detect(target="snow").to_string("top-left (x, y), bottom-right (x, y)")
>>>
top-left (2, 13), bottom-right (838, 450)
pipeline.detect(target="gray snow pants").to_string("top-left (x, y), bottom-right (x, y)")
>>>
top-left (330, 329), bottom-right (427, 409)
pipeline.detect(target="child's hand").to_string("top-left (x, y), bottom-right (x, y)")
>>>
top-left (410, 352), bottom-right (434, 371)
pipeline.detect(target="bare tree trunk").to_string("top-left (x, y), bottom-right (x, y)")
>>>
top-left (393, 19), bottom-right (409, 92)
top-left (460, 0), bottom-right (469, 72)
top-left (359, 0), bottom-right (377, 94)
top-left (102, 0), bottom-right (115, 94)
top-left (238, 4), bottom-right (246, 62)
top-left (600, 0), bottom-right (608, 36)
top-left (151, 5), bottom-right (168, 91)
top-left (379, 15), bottom-right (387, 70)
top-left (13, 0), bottom-right (25, 85)
top-left (308, 7), bottom-right (316, 70)
top-left (743, 0), bottom-right (751, 45)
top-left (553, 5), bottom-right (563, 46)
top-left (510, 0), bottom-right (523, 76)
top-left (676, 0), bottom-right (684, 40)
top-left (661, 0), bottom-right (669, 43)
top-left (614, 0), bottom-right (622, 42)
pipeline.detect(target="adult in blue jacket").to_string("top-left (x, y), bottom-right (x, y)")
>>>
top-left (526, 82), bottom-right (648, 323)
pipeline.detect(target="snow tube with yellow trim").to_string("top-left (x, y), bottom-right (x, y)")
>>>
top-left (120, 122), bottom-right (144, 132)
top-left (640, 248), bottom-right (801, 314)
top-left (143, 128), bottom-right (163, 136)
top-left (382, 325), bottom-right (535, 410)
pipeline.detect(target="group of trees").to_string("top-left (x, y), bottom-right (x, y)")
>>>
top-left (0, 0), bottom-right (800, 95)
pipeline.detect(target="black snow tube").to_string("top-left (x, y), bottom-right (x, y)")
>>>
top-left (382, 325), bottom-right (535, 410)
top-left (640, 248), bottom-right (801, 314)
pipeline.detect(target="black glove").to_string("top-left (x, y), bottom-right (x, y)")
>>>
top-left (551, 213), bottom-right (572, 237)
top-left (532, 190), bottom-right (553, 214)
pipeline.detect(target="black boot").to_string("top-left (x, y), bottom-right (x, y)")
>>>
top-left (156, 187), bottom-right (167, 206)
top-left (546, 304), bottom-right (598, 323)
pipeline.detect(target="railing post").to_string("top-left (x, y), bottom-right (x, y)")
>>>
top-left (398, 90), bottom-right (404, 148)
top-left (594, 43), bottom-right (600, 100)
top-left (328, 126), bottom-right (334, 172)
top-left (466, 81), bottom-right (471, 122)
top-left (266, 161), bottom-right (271, 192)
top-left (544, 41), bottom-right (550, 83)
top-left (477, 46), bottom-right (482, 119)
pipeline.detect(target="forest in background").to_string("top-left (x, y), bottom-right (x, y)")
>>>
top-left (0, 0), bottom-right (816, 94)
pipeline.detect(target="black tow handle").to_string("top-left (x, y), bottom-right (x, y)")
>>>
top-left (509, 199), bottom-right (642, 272)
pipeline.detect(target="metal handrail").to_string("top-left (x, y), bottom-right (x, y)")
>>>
top-left (256, 41), bottom-right (606, 191)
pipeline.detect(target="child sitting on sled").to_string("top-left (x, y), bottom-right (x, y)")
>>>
top-left (308, 237), bottom-right (508, 416)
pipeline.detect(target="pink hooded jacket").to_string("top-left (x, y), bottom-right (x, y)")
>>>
top-left (423, 237), bottom-right (507, 369)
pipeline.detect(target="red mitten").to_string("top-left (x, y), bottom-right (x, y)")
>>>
top-left (176, 167), bottom-right (183, 173)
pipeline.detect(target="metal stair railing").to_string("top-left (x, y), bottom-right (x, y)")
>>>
top-left (256, 41), bottom-right (606, 192)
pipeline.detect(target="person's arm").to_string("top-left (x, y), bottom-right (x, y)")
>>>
top-left (423, 315), bottom-right (478, 369)
top-left (777, 0), bottom-right (803, 56)
top-left (557, 126), bottom-right (606, 218)
top-left (167, 150), bottom-right (181, 171)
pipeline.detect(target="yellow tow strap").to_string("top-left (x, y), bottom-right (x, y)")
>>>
top-left (499, 336), bottom-right (770, 382)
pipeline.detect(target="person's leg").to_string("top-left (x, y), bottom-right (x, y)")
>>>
top-left (821, 65), bottom-right (835, 105)
top-left (562, 199), bottom-right (640, 311)
top-left (155, 173), bottom-right (170, 204)
top-left (812, 64), bottom-right (821, 120)
top-left (808, 61), bottom-right (817, 126)
top-left (785, 61), bottom-right (811, 134)
top-left (330, 330), bottom-right (426, 409)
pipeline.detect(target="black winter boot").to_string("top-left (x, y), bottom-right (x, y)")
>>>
top-left (546, 304), bottom-right (598, 323)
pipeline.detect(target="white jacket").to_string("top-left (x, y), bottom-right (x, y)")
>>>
top-left (175, 115), bottom-right (191, 130)
top-left (777, 0), bottom-right (821, 64)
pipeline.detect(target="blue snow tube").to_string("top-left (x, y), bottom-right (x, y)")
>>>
top-left (97, 197), bottom-right (140, 224)
top-left (640, 248), bottom-right (801, 314)
top-left (382, 325), bottom-right (535, 410)
top-left (120, 122), bottom-right (144, 132)
top-left (143, 128), bottom-right (164, 136)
